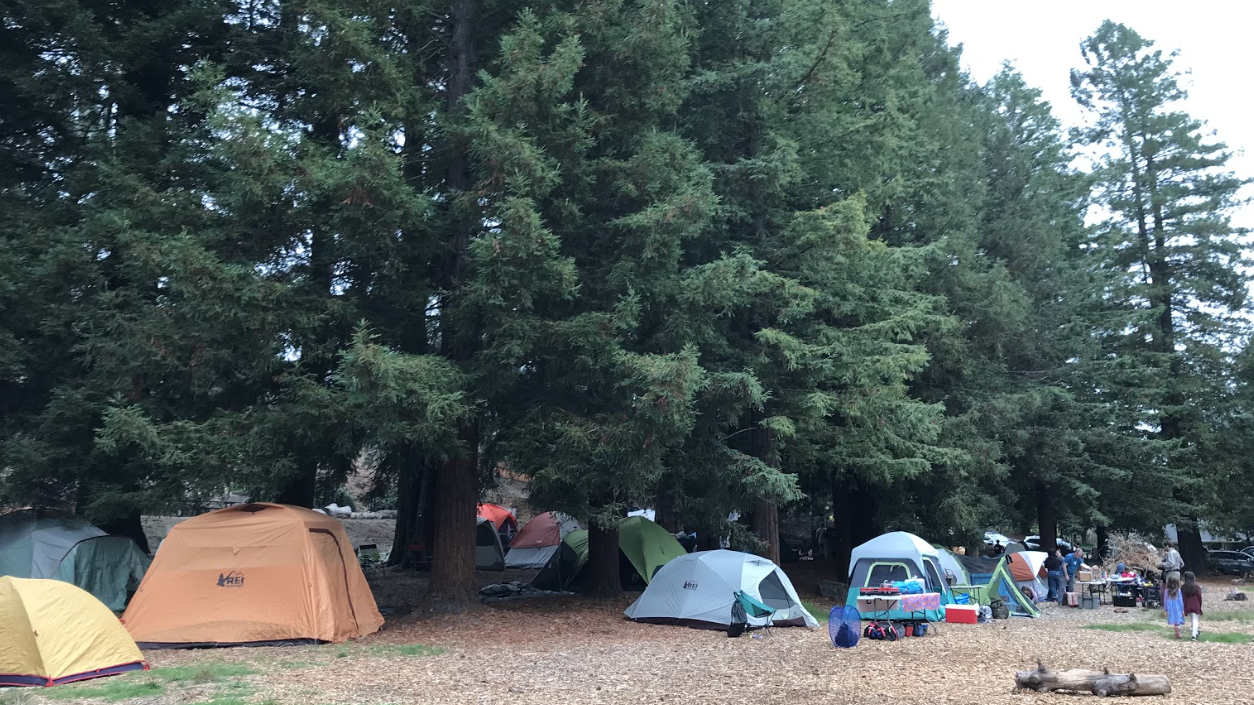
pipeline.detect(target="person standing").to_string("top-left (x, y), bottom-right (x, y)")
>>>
top-left (1064, 547), bottom-right (1085, 593)
top-left (1182, 571), bottom-right (1203, 641)
top-left (1044, 549), bottom-right (1066, 604)
top-left (1163, 576), bottom-right (1185, 639)
top-left (1161, 542), bottom-right (1184, 585)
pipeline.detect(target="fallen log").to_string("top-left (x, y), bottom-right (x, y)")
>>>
top-left (1015, 662), bottom-right (1170, 697)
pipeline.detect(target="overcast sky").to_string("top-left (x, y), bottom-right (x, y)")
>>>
top-left (931, 0), bottom-right (1253, 229)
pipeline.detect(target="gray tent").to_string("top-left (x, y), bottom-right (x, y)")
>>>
top-left (476, 517), bottom-right (506, 570)
top-left (0, 509), bottom-right (150, 610)
top-left (624, 550), bottom-right (817, 629)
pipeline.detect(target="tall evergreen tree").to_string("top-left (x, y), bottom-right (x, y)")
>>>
top-left (1072, 21), bottom-right (1250, 571)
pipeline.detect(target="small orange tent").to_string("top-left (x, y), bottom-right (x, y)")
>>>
top-left (122, 503), bottom-right (382, 648)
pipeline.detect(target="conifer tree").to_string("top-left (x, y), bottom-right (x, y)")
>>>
top-left (1072, 21), bottom-right (1250, 571)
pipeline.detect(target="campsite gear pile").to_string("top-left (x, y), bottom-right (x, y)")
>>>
top-left (0, 577), bottom-right (147, 687)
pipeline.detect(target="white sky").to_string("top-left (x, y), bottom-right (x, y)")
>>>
top-left (932, 0), bottom-right (1254, 230)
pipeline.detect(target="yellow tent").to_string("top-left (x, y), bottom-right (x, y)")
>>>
top-left (0, 576), bottom-right (147, 687)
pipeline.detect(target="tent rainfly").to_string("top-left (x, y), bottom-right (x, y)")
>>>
top-left (1006, 551), bottom-right (1049, 602)
top-left (0, 577), bottom-right (147, 686)
top-left (476, 517), bottom-right (506, 571)
top-left (506, 512), bottom-right (581, 570)
top-left (122, 503), bottom-right (383, 648)
top-left (0, 509), bottom-right (150, 611)
top-left (532, 516), bottom-right (686, 591)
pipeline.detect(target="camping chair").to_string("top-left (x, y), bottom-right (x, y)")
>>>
top-left (734, 591), bottom-right (777, 636)
top-left (950, 583), bottom-right (992, 607)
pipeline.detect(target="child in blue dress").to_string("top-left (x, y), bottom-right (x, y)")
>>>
top-left (1163, 576), bottom-right (1184, 639)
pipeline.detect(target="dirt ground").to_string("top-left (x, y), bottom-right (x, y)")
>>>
top-left (18, 561), bottom-right (1254, 705)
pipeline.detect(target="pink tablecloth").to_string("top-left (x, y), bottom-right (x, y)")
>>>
top-left (900, 592), bottom-right (941, 612)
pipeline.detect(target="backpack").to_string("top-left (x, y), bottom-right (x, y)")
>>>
top-left (727, 597), bottom-right (748, 638)
top-left (990, 598), bottom-right (1010, 620)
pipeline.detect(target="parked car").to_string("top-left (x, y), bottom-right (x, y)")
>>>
top-left (1208, 550), bottom-right (1254, 577)
top-left (1239, 546), bottom-right (1254, 559)
top-left (1024, 535), bottom-right (1076, 553)
top-left (983, 530), bottom-right (1013, 547)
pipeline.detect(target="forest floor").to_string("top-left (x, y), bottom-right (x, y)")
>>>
top-left (9, 563), bottom-right (1254, 705)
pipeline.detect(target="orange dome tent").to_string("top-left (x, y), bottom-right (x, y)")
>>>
top-left (121, 503), bottom-right (382, 648)
top-left (476, 504), bottom-right (517, 534)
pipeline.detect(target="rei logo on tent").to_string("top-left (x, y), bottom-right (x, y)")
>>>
top-left (216, 571), bottom-right (245, 588)
top-left (682, 581), bottom-right (699, 590)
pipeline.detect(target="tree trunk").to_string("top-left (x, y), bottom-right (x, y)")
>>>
top-left (99, 510), bottom-right (151, 555)
top-left (388, 452), bottom-right (426, 567)
top-left (831, 476), bottom-right (853, 578)
top-left (652, 474), bottom-right (679, 533)
top-left (1015, 664), bottom-right (1170, 697)
top-left (1095, 526), bottom-right (1110, 563)
top-left (427, 424), bottom-right (478, 613)
top-left (274, 457), bottom-right (317, 508)
top-left (1176, 523), bottom-right (1208, 577)
top-left (749, 412), bottom-right (780, 564)
top-left (753, 497), bottom-right (780, 565)
top-left (425, 0), bottom-right (478, 612)
top-left (1036, 481), bottom-right (1058, 552)
top-left (585, 521), bottom-right (621, 597)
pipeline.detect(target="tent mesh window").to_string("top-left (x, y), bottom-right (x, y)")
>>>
top-left (756, 572), bottom-right (792, 611)
top-left (863, 561), bottom-right (912, 586)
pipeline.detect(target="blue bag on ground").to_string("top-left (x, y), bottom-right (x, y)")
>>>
top-left (828, 605), bottom-right (861, 648)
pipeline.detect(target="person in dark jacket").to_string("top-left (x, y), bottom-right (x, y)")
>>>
top-left (1044, 549), bottom-right (1066, 603)
top-left (1182, 571), bottom-right (1203, 641)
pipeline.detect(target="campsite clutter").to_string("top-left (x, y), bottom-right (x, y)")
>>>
top-left (0, 509), bottom-right (151, 611)
top-left (0, 576), bottom-right (147, 687)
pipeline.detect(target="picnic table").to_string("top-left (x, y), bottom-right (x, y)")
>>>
top-left (855, 592), bottom-right (941, 621)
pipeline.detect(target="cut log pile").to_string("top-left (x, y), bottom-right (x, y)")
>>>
top-left (1014, 662), bottom-right (1171, 697)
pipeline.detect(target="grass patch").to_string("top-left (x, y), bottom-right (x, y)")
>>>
top-left (369, 644), bottom-right (445, 657)
top-left (1086, 623), bottom-right (1162, 634)
top-left (802, 601), bottom-right (829, 623)
top-left (0, 690), bottom-right (35, 705)
top-left (1085, 623), bottom-right (1252, 643)
top-left (43, 678), bottom-right (164, 702)
top-left (1204, 608), bottom-right (1254, 623)
top-left (150, 664), bottom-right (256, 684)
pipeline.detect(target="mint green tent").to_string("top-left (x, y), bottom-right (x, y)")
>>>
top-left (0, 510), bottom-right (150, 611)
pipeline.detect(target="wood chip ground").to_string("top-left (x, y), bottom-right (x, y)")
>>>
top-left (31, 569), bottom-right (1254, 705)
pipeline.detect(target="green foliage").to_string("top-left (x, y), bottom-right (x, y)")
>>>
top-left (1, 0), bottom-right (1249, 586)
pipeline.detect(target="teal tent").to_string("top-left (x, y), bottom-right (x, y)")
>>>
top-left (0, 510), bottom-right (150, 611)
